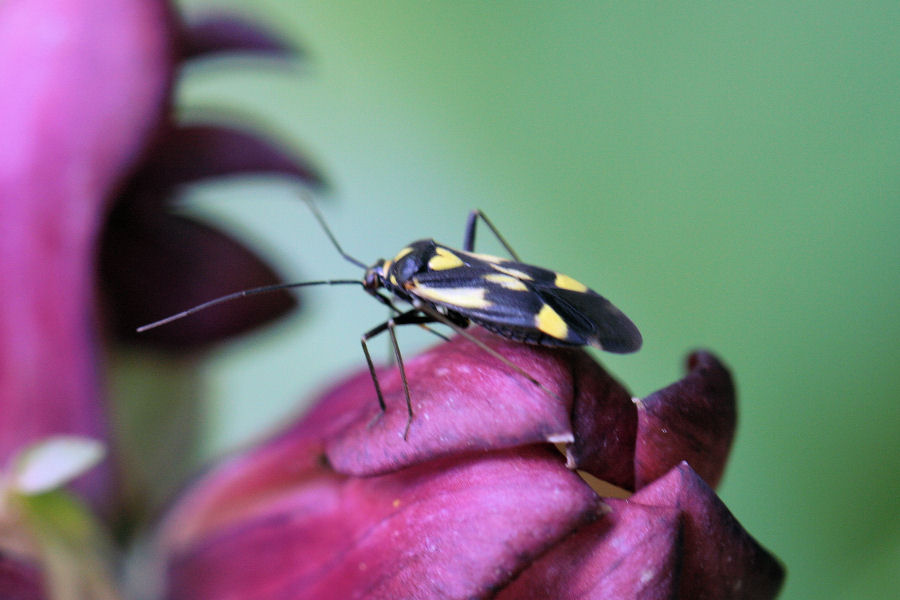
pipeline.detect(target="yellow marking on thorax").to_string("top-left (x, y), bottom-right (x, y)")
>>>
top-left (381, 259), bottom-right (392, 275)
top-left (413, 283), bottom-right (491, 309)
top-left (554, 273), bottom-right (588, 292)
top-left (535, 304), bottom-right (569, 340)
top-left (392, 246), bottom-right (414, 262)
top-left (428, 247), bottom-right (465, 271)
top-left (484, 273), bottom-right (528, 291)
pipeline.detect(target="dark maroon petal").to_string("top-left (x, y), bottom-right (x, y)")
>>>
top-left (0, 0), bottom-right (173, 507)
top-left (497, 503), bottom-right (681, 600)
top-left (565, 351), bottom-right (638, 490)
top-left (630, 462), bottom-right (785, 599)
top-left (181, 13), bottom-right (294, 60)
top-left (137, 123), bottom-right (324, 190)
top-left (101, 122), bottom-right (323, 346)
top-left (634, 352), bottom-right (736, 490)
top-left (163, 445), bottom-right (599, 600)
top-left (101, 208), bottom-right (295, 348)
top-left (0, 552), bottom-right (46, 600)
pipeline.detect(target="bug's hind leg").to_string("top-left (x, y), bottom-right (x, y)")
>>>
top-left (360, 309), bottom-right (438, 439)
top-left (463, 209), bottom-right (521, 260)
top-left (412, 300), bottom-right (564, 407)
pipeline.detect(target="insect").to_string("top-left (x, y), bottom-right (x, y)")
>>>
top-left (139, 198), bottom-right (642, 438)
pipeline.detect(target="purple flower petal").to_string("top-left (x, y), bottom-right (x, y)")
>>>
top-left (498, 463), bottom-right (784, 599)
top-left (0, 552), bottom-right (46, 600)
top-left (631, 462), bottom-right (784, 598)
top-left (325, 330), bottom-right (643, 485)
top-left (180, 13), bottom-right (294, 60)
top-left (564, 351), bottom-right (638, 490)
top-left (134, 123), bottom-right (324, 189)
top-left (162, 444), bottom-right (599, 600)
top-left (100, 122), bottom-right (324, 346)
top-left (324, 331), bottom-right (573, 474)
top-left (496, 503), bottom-right (681, 599)
top-left (0, 0), bottom-right (174, 507)
top-left (101, 211), bottom-right (295, 347)
top-left (634, 352), bottom-right (737, 489)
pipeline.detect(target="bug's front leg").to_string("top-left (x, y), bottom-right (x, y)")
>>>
top-left (360, 309), bottom-right (438, 439)
top-left (463, 209), bottom-right (521, 260)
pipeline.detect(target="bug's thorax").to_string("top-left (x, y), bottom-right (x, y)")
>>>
top-left (381, 240), bottom-right (438, 289)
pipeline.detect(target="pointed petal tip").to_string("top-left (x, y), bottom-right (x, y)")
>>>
top-left (635, 350), bottom-right (736, 489)
top-left (181, 12), bottom-right (296, 60)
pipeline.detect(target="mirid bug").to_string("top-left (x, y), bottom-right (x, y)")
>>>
top-left (138, 198), bottom-right (642, 438)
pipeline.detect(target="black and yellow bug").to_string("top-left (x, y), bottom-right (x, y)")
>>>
top-left (139, 199), bottom-right (642, 438)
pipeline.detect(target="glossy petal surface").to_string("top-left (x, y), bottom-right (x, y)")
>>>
top-left (325, 330), bottom-right (636, 485)
top-left (163, 445), bottom-right (598, 600)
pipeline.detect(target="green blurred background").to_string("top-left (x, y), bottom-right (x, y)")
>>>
top-left (172, 2), bottom-right (899, 598)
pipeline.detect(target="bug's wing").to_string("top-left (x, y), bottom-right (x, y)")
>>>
top-left (491, 259), bottom-right (642, 353)
top-left (410, 261), bottom-right (642, 353)
top-left (534, 284), bottom-right (642, 353)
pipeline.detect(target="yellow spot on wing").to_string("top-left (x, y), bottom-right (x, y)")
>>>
top-left (428, 247), bottom-right (465, 271)
top-left (554, 273), bottom-right (588, 292)
top-left (535, 304), bottom-right (569, 340)
top-left (393, 247), bottom-right (414, 262)
top-left (484, 273), bottom-right (528, 291)
top-left (491, 264), bottom-right (534, 280)
top-left (412, 283), bottom-right (491, 309)
top-left (460, 250), bottom-right (506, 264)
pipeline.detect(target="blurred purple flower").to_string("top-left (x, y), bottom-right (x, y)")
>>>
top-left (0, 553), bottom-right (46, 600)
top-left (0, 0), bottom-right (321, 511)
top-left (158, 330), bottom-right (785, 599)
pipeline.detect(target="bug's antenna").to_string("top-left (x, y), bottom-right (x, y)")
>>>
top-left (299, 192), bottom-right (368, 269)
top-left (136, 279), bottom-right (363, 332)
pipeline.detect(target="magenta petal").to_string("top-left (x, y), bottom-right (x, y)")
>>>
top-left (101, 211), bottom-right (295, 347)
top-left (0, 552), bottom-right (46, 600)
top-left (0, 0), bottom-right (173, 507)
top-left (631, 462), bottom-right (785, 599)
top-left (498, 463), bottom-right (784, 599)
top-left (326, 330), bottom-right (640, 478)
top-left (138, 123), bottom-right (323, 188)
top-left (325, 330), bottom-right (576, 475)
top-left (634, 351), bottom-right (736, 489)
top-left (163, 446), bottom-right (598, 600)
top-left (497, 503), bottom-right (681, 600)
top-left (181, 13), bottom-right (294, 60)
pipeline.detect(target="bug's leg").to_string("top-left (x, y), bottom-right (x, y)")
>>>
top-left (372, 291), bottom-right (450, 342)
top-left (463, 209), bottom-right (521, 261)
top-left (360, 321), bottom-right (390, 414)
top-left (360, 310), bottom-right (439, 438)
top-left (386, 321), bottom-right (413, 439)
top-left (412, 300), bottom-right (563, 405)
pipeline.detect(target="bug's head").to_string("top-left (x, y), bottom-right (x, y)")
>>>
top-left (363, 259), bottom-right (387, 291)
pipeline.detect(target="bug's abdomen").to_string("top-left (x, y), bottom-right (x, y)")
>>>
top-left (471, 318), bottom-right (578, 347)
